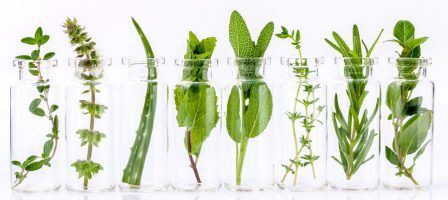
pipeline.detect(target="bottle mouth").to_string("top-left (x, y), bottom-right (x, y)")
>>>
top-left (68, 57), bottom-right (112, 68)
top-left (280, 57), bottom-right (323, 67)
top-left (227, 57), bottom-right (271, 66)
top-left (175, 59), bottom-right (218, 68)
top-left (388, 57), bottom-right (432, 67)
top-left (335, 57), bottom-right (378, 66)
top-left (13, 59), bottom-right (58, 69)
top-left (122, 56), bottom-right (165, 67)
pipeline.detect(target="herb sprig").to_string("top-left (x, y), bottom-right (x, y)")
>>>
top-left (121, 17), bottom-right (158, 187)
top-left (276, 26), bottom-right (324, 186)
top-left (63, 18), bottom-right (107, 189)
top-left (385, 20), bottom-right (432, 185)
top-left (12, 27), bottom-right (59, 188)
top-left (174, 31), bottom-right (219, 183)
top-left (325, 25), bottom-right (383, 180)
top-left (227, 10), bottom-right (274, 186)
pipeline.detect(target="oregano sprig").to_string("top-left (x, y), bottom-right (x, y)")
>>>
top-left (63, 18), bottom-right (107, 189)
top-left (276, 26), bottom-right (324, 186)
top-left (384, 20), bottom-right (432, 186)
top-left (12, 27), bottom-right (59, 188)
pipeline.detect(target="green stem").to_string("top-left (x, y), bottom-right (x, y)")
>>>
top-left (84, 84), bottom-right (96, 189)
top-left (236, 137), bottom-right (249, 186)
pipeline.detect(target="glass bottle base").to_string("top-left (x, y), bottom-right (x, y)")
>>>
top-left (329, 183), bottom-right (378, 191)
top-left (277, 182), bottom-right (327, 191)
top-left (171, 182), bottom-right (221, 192)
top-left (224, 183), bottom-right (273, 192)
top-left (66, 184), bottom-right (115, 192)
top-left (12, 184), bottom-right (61, 193)
top-left (119, 183), bottom-right (169, 192)
top-left (382, 182), bottom-right (429, 191)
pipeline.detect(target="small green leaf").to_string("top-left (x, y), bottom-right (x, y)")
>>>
top-left (35, 27), bottom-right (43, 41)
top-left (385, 146), bottom-right (399, 165)
top-left (50, 105), bottom-right (59, 113)
top-left (31, 108), bottom-right (45, 117)
top-left (11, 160), bottom-right (21, 167)
top-left (29, 98), bottom-right (42, 111)
top-left (404, 37), bottom-right (428, 50)
top-left (43, 140), bottom-right (54, 158)
top-left (25, 161), bottom-right (44, 171)
top-left (386, 82), bottom-right (404, 118)
top-left (15, 55), bottom-right (32, 60)
top-left (43, 52), bottom-right (55, 60)
top-left (21, 37), bottom-right (36, 45)
top-left (31, 49), bottom-right (40, 60)
top-left (402, 96), bottom-right (423, 116)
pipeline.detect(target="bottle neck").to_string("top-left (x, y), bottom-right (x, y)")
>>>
top-left (177, 59), bottom-right (215, 82)
top-left (229, 58), bottom-right (269, 81)
top-left (124, 57), bottom-right (163, 81)
top-left (335, 57), bottom-right (377, 79)
top-left (282, 57), bottom-right (321, 80)
top-left (69, 58), bottom-right (111, 82)
top-left (391, 58), bottom-right (430, 80)
top-left (14, 60), bottom-right (57, 82)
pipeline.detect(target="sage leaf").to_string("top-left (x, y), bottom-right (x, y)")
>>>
top-left (226, 86), bottom-right (243, 143)
top-left (229, 11), bottom-right (255, 58)
top-left (243, 82), bottom-right (273, 138)
top-left (255, 22), bottom-right (274, 57)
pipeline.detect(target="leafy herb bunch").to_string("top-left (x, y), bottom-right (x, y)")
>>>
top-left (63, 18), bottom-right (107, 189)
top-left (276, 26), bottom-right (324, 186)
top-left (385, 20), bottom-right (432, 185)
top-left (174, 31), bottom-right (219, 183)
top-left (12, 27), bottom-right (59, 188)
top-left (325, 25), bottom-right (383, 180)
top-left (227, 10), bottom-right (274, 186)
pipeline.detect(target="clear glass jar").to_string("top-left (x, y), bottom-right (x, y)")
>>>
top-left (381, 57), bottom-right (434, 190)
top-left (65, 58), bottom-right (116, 192)
top-left (327, 57), bottom-right (380, 190)
top-left (222, 58), bottom-right (275, 191)
top-left (10, 59), bottom-right (64, 192)
top-left (169, 59), bottom-right (221, 192)
top-left (276, 57), bottom-right (327, 191)
top-left (118, 57), bottom-right (169, 191)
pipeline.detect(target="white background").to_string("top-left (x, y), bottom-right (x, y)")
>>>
top-left (0, 0), bottom-right (447, 199)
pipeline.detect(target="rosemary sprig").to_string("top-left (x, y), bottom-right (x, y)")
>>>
top-left (63, 18), bottom-right (107, 189)
top-left (325, 25), bottom-right (383, 180)
top-left (277, 26), bottom-right (323, 186)
top-left (12, 27), bottom-right (59, 188)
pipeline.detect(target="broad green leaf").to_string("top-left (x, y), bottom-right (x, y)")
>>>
top-left (398, 110), bottom-right (432, 155)
top-left (29, 98), bottom-right (42, 112)
top-left (393, 20), bottom-right (415, 43)
top-left (255, 22), bottom-right (274, 57)
top-left (226, 86), bottom-right (243, 143)
top-left (229, 10), bottom-right (255, 58)
top-left (43, 52), bottom-right (55, 60)
top-left (34, 27), bottom-right (43, 41)
top-left (243, 82), bottom-right (273, 138)
top-left (174, 85), bottom-right (219, 156)
top-left (386, 82), bottom-right (404, 118)
top-left (402, 96), bottom-right (422, 116)
top-left (405, 37), bottom-right (428, 50)
top-left (385, 146), bottom-right (399, 165)
top-left (25, 161), bottom-right (44, 171)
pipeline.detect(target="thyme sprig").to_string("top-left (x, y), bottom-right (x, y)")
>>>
top-left (12, 27), bottom-right (59, 188)
top-left (277, 26), bottom-right (323, 186)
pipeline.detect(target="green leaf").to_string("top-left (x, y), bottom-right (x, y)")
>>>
top-left (398, 110), bottom-right (432, 155)
top-left (174, 84), bottom-right (219, 156)
top-left (43, 52), bottom-right (55, 60)
top-left (34, 27), bottom-right (43, 41)
top-left (243, 82), bottom-right (273, 138)
top-left (15, 55), bottom-right (32, 60)
top-left (332, 31), bottom-right (352, 57)
top-left (229, 10), bottom-right (255, 58)
top-left (386, 82), bottom-right (404, 118)
top-left (352, 25), bottom-right (362, 58)
top-left (226, 86), bottom-right (243, 143)
top-left (402, 96), bottom-right (422, 116)
top-left (71, 160), bottom-right (103, 179)
top-left (12, 160), bottom-right (21, 167)
top-left (21, 37), bottom-right (36, 45)
top-left (50, 105), bottom-right (59, 113)
top-left (31, 49), bottom-right (40, 60)
top-left (413, 140), bottom-right (431, 162)
top-left (25, 161), bottom-right (44, 171)
top-left (31, 108), bottom-right (45, 117)
top-left (255, 21), bottom-right (274, 57)
top-left (366, 29), bottom-right (384, 57)
top-left (131, 17), bottom-right (155, 59)
top-left (40, 35), bottom-right (50, 45)
top-left (404, 37), bottom-right (428, 50)
top-left (393, 20), bottom-right (415, 43)
top-left (43, 140), bottom-right (54, 158)
top-left (385, 146), bottom-right (399, 165)
top-left (23, 155), bottom-right (38, 167)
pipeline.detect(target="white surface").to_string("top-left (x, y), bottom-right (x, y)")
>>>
top-left (0, 0), bottom-right (447, 199)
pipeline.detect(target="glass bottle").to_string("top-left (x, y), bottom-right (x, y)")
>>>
top-left (10, 59), bottom-right (64, 192)
top-left (222, 58), bottom-right (275, 191)
top-left (276, 57), bottom-right (327, 191)
top-left (327, 57), bottom-right (380, 190)
top-left (169, 59), bottom-right (221, 192)
top-left (65, 58), bottom-right (116, 192)
top-left (381, 57), bottom-right (434, 190)
top-left (118, 57), bottom-right (169, 191)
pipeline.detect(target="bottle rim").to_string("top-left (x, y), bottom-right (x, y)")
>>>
top-left (334, 57), bottom-right (379, 66)
top-left (122, 56), bottom-right (165, 67)
top-left (280, 57), bottom-right (324, 67)
top-left (175, 58), bottom-right (218, 68)
top-left (227, 57), bottom-right (271, 66)
top-left (388, 57), bottom-right (432, 66)
top-left (13, 59), bottom-right (58, 69)
top-left (68, 57), bottom-right (112, 67)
